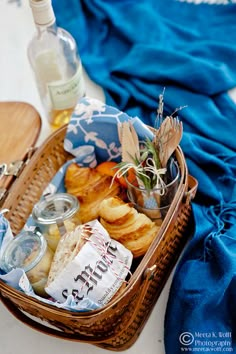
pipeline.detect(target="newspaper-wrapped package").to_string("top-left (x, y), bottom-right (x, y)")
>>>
top-left (45, 220), bottom-right (133, 306)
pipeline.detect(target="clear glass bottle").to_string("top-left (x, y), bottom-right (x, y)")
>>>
top-left (28, 0), bottom-right (85, 130)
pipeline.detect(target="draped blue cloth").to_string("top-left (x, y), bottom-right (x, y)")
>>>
top-left (53, 0), bottom-right (236, 352)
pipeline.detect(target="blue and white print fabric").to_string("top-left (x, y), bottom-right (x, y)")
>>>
top-left (64, 96), bottom-right (153, 164)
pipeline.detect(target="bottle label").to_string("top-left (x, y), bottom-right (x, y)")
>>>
top-left (48, 65), bottom-right (85, 110)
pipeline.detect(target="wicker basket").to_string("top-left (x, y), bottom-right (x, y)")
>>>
top-left (0, 125), bottom-right (198, 351)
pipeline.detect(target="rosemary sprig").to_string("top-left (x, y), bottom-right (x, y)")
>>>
top-left (113, 139), bottom-right (165, 191)
top-left (142, 138), bottom-right (161, 170)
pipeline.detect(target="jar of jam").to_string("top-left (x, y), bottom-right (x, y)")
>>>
top-left (32, 193), bottom-right (80, 252)
top-left (1, 229), bottom-right (53, 297)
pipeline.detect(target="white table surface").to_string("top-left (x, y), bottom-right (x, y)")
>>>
top-left (0, 1), bottom-right (172, 353)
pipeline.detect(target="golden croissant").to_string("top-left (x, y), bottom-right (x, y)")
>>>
top-left (64, 163), bottom-right (122, 223)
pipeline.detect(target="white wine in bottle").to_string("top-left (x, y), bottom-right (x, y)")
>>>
top-left (28, 0), bottom-right (85, 130)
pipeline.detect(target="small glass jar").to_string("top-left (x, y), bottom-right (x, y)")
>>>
top-left (1, 229), bottom-right (54, 297)
top-left (32, 193), bottom-right (80, 252)
top-left (126, 159), bottom-right (180, 224)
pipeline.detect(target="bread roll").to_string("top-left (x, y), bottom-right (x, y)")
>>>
top-left (46, 225), bottom-right (90, 286)
top-left (45, 220), bottom-right (133, 306)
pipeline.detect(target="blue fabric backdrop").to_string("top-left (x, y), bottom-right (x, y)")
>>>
top-left (53, 0), bottom-right (236, 352)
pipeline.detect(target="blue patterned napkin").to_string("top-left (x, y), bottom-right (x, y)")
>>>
top-left (64, 96), bottom-right (153, 164)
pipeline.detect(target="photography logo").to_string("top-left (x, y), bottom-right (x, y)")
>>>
top-left (179, 332), bottom-right (194, 346)
top-left (179, 331), bottom-right (233, 351)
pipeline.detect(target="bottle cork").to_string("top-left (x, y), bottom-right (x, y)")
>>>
top-left (29, 0), bottom-right (55, 27)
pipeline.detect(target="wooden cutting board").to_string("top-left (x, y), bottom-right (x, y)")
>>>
top-left (0, 102), bottom-right (41, 198)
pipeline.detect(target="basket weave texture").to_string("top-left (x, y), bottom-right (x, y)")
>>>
top-left (0, 125), bottom-right (198, 351)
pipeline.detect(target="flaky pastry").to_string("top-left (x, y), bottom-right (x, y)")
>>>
top-left (64, 163), bottom-right (122, 223)
top-left (99, 197), bottom-right (160, 258)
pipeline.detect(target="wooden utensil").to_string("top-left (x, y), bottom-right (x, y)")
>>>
top-left (118, 121), bottom-right (140, 163)
top-left (157, 116), bottom-right (183, 168)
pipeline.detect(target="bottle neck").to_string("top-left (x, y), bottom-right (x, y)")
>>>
top-left (35, 20), bottom-right (57, 37)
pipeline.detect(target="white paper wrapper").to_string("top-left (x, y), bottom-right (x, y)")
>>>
top-left (45, 220), bottom-right (133, 306)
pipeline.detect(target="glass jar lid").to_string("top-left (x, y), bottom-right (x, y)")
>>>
top-left (1, 229), bottom-right (46, 273)
top-left (32, 193), bottom-right (79, 225)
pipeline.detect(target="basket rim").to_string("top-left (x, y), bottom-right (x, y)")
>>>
top-left (0, 124), bottom-right (188, 317)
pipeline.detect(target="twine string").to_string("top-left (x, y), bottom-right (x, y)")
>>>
top-left (77, 224), bottom-right (132, 296)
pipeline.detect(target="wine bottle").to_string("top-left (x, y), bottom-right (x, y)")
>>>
top-left (28, 0), bottom-right (85, 130)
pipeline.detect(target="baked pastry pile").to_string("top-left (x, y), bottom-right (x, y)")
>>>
top-left (99, 197), bottom-right (159, 258)
top-left (42, 162), bottom-right (161, 303)
top-left (65, 163), bottom-right (123, 223)
top-left (64, 163), bottom-right (160, 258)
